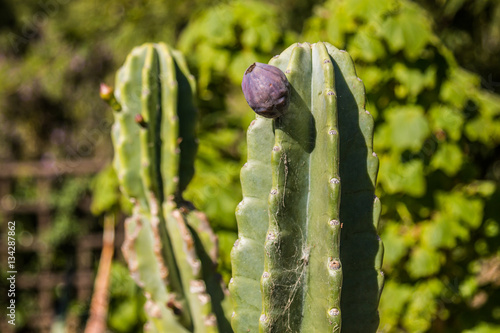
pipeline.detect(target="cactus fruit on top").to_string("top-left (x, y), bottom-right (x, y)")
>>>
top-left (231, 42), bottom-right (384, 333)
top-left (103, 42), bottom-right (232, 333)
top-left (241, 62), bottom-right (290, 119)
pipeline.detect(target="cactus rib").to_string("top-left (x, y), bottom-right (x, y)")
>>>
top-left (230, 116), bottom-right (274, 332)
top-left (324, 43), bottom-right (384, 333)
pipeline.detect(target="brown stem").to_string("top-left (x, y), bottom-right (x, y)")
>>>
top-left (84, 214), bottom-right (115, 333)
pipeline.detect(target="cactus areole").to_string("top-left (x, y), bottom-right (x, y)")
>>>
top-left (242, 62), bottom-right (290, 118)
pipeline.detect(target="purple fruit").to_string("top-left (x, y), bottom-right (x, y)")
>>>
top-left (242, 62), bottom-right (290, 119)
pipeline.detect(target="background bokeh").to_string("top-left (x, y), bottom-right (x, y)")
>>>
top-left (0, 0), bottom-right (499, 332)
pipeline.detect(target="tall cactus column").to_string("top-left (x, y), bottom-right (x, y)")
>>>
top-left (231, 42), bottom-right (384, 332)
top-left (103, 42), bottom-right (232, 333)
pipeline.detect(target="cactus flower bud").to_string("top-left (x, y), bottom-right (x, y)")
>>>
top-left (134, 114), bottom-right (147, 128)
top-left (100, 83), bottom-right (122, 111)
top-left (242, 62), bottom-right (290, 119)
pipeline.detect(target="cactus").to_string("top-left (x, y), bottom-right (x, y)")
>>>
top-left (231, 42), bottom-right (384, 332)
top-left (104, 42), bottom-right (232, 332)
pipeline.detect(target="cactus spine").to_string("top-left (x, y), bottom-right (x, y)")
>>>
top-left (107, 43), bottom-right (232, 332)
top-left (231, 42), bottom-right (384, 332)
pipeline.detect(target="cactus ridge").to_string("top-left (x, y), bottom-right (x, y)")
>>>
top-left (110, 42), bottom-right (232, 332)
top-left (324, 43), bottom-right (384, 333)
top-left (230, 116), bottom-right (274, 332)
top-left (122, 205), bottom-right (190, 332)
top-left (232, 42), bottom-right (383, 333)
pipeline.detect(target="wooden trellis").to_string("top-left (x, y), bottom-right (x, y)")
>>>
top-left (0, 158), bottom-right (123, 333)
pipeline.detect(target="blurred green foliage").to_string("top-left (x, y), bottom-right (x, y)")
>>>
top-left (417, 0), bottom-right (500, 82)
top-left (1, 0), bottom-right (500, 331)
top-left (46, 177), bottom-right (89, 247)
top-left (107, 262), bottom-right (146, 332)
top-left (90, 164), bottom-right (132, 215)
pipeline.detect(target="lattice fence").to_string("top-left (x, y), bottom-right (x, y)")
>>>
top-left (0, 158), bottom-right (123, 333)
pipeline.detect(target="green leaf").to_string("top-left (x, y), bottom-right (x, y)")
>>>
top-left (465, 116), bottom-right (500, 145)
top-left (381, 2), bottom-right (432, 59)
top-left (393, 63), bottom-right (436, 98)
top-left (421, 216), bottom-right (459, 249)
top-left (381, 223), bottom-right (410, 267)
top-left (430, 142), bottom-right (463, 176)
top-left (437, 191), bottom-right (484, 229)
top-left (402, 279), bottom-right (443, 332)
top-left (464, 323), bottom-right (500, 333)
top-left (459, 276), bottom-right (478, 300)
top-left (464, 181), bottom-right (497, 197)
top-left (429, 105), bottom-right (464, 141)
top-left (357, 65), bottom-right (389, 93)
top-left (378, 281), bottom-right (413, 330)
top-left (406, 246), bottom-right (442, 278)
top-left (386, 106), bottom-right (430, 152)
top-left (90, 165), bottom-right (120, 215)
top-left (379, 154), bottom-right (426, 197)
top-left (439, 68), bottom-right (480, 108)
top-left (350, 29), bottom-right (386, 62)
top-left (347, 0), bottom-right (394, 22)
top-left (108, 297), bottom-right (142, 332)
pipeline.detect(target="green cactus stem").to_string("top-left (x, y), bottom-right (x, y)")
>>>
top-left (107, 42), bottom-right (232, 332)
top-left (232, 42), bottom-right (383, 333)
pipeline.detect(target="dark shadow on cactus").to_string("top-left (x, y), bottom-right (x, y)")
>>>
top-left (333, 57), bottom-right (381, 332)
top-left (185, 220), bottom-right (233, 333)
top-left (276, 85), bottom-right (316, 154)
top-left (174, 61), bottom-right (197, 198)
top-left (154, 56), bottom-right (165, 204)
